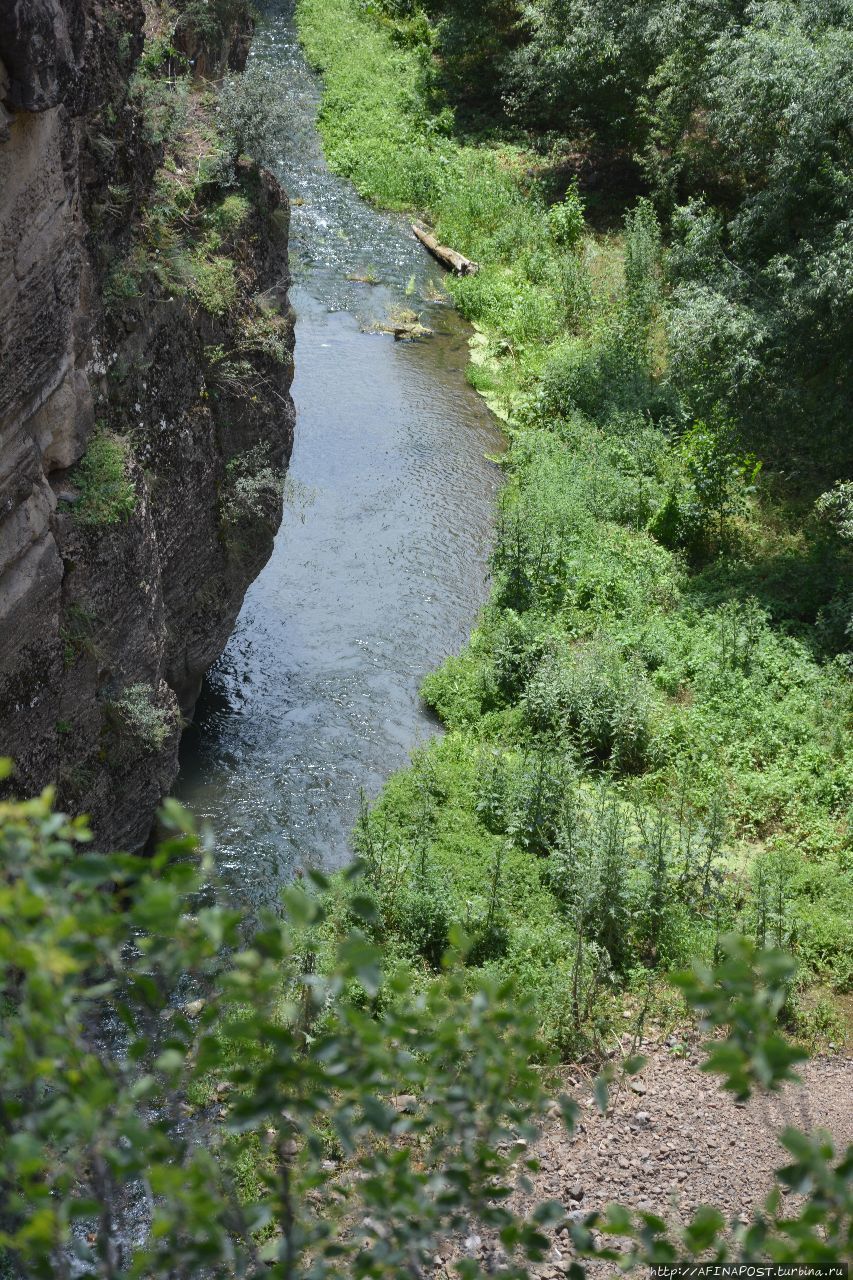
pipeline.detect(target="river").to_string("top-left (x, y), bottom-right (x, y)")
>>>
top-left (172, 0), bottom-right (503, 905)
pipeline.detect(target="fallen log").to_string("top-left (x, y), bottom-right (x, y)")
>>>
top-left (412, 223), bottom-right (479, 276)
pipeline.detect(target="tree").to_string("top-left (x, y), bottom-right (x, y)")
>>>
top-left (661, 1), bottom-right (853, 467)
top-left (682, 415), bottom-right (762, 544)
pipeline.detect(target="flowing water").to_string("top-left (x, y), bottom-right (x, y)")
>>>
top-left (173, 0), bottom-right (503, 905)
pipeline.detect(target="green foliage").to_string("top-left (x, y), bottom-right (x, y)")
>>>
top-left (103, 0), bottom-right (289, 364)
top-left (188, 253), bottom-right (237, 315)
top-left (354, 0), bottom-right (853, 468)
top-left (70, 432), bottom-right (137, 527)
top-left (174, 0), bottom-right (255, 46)
top-left (218, 64), bottom-right (291, 168)
top-left (647, 7), bottom-right (852, 461)
top-left (204, 310), bottom-right (292, 401)
top-left (297, 0), bottom-right (853, 1039)
top-left (0, 789), bottom-right (555, 1277)
top-left (523, 644), bottom-right (658, 773)
top-left (674, 935), bottom-right (808, 1099)
top-left (108, 682), bottom-right (174, 752)
top-left (681, 416), bottom-right (762, 545)
top-left (209, 192), bottom-right (251, 234)
top-left (0, 782), bottom-right (849, 1272)
top-left (220, 444), bottom-right (286, 559)
top-left (816, 481), bottom-right (853, 544)
top-left (129, 64), bottom-right (189, 145)
top-left (104, 246), bottom-right (148, 303)
top-left (138, 33), bottom-right (181, 77)
top-left (546, 182), bottom-right (585, 249)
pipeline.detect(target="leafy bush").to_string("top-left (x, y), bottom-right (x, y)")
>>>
top-left (0, 786), bottom-right (549, 1276)
top-left (209, 192), bottom-right (251, 234)
top-left (524, 644), bottom-right (658, 774)
top-left (218, 63), bottom-right (292, 168)
top-left (108, 682), bottom-right (173, 752)
top-left (681, 416), bottom-right (762, 544)
top-left (547, 182), bottom-right (586, 249)
top-left (70, 432), bottom-right (137, 526)
top-left (130, 64), bottom-right (189, 144)
top-left (188, 253), bottom-right (237, 315)
top-left (393, 878), bottom-right (451, 967)
top-left (221, 444), bottom-right (285, 531)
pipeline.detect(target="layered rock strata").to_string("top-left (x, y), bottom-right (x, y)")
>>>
top-left (0, 0), bottom-right (294, 848)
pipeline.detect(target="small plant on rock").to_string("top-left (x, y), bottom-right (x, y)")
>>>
top-left (109, 683), bottom-right (173, 752)
top-left (71, 432), bottom-right (137, 527)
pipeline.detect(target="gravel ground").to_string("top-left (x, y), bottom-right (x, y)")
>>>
top-left (432, 1041), bottom-right (853, 1278)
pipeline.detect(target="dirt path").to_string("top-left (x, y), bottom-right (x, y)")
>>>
top-left (434, 1043), bottom-right (853, 1277)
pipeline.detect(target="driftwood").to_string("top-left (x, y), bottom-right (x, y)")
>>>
top-left (412, 223), bottom-right (479, 276)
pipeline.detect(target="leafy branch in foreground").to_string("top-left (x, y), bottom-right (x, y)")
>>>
top-left (0, 771), bottom-right (849, 1277)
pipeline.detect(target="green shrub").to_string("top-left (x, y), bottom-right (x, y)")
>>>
top-left (109, 682), bottom-right (173, 752)
top-left (71, 432), bottom-right (137, 526)
top-left (393, 878), bottom-right (451, 967)
top-left (681, 416), bottom-right (762, 545)
top-left (539, 330), bottom-right (661, 423)
top-left (507, 750), bottom-right (570, 855)
top-left (524, 644), bottom-right (658, 774)
top-left (189, 254), bottom-right (237, 315)
top-left (218, 63), bottom-right (293, 168)
top-left (104, 247), bottom-right (148, 302)
top-left (130, 66), bottom-right (188, 145)
top-left (209, 193), bottom-right (251, 235)
top-left (547, 182), bottom-right (586, 249)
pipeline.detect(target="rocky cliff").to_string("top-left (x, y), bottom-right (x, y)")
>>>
top-left (0, 0), bottom-right (295, 849)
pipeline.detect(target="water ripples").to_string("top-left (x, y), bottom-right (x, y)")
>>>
top-left (173, 1), bottom-right (503, 905)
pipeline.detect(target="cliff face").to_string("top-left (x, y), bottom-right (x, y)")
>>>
top-left (0, 0), bottom-right (295, 849)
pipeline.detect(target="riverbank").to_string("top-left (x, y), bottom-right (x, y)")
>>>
top-left (297, 0), bottom-right (853, 1055)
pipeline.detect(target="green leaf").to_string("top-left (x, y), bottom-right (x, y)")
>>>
top-left (349, 894), bottom-right (379, 925)
top-left (683, 1205), bottom-right (725, 1252)
top-left (622, 1053), bottom-right (648, 1076)
top-left (282, 884), bottom-right (319, 925)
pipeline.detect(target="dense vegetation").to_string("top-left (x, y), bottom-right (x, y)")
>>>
top-left (3, 779), bottom-right (850, 1276)
top-left (355, 0), bottom-right (853, 472)
top-left (3, 0), bottom-right (851, 1268)
top-left (296, 0), bottom-right (853, 1054)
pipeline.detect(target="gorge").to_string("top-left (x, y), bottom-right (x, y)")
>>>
top-left (0, 0), bottom-right (851, 1272)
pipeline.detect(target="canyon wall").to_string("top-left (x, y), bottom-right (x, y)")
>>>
top-left (0, 0), bottom-right (295, 848)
